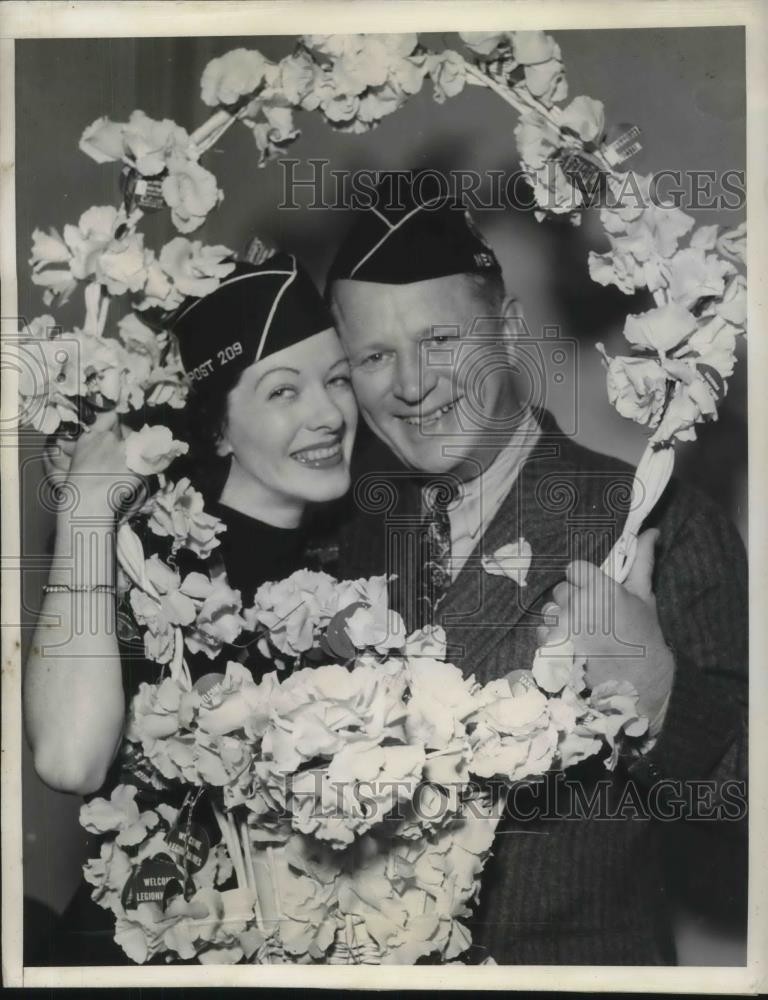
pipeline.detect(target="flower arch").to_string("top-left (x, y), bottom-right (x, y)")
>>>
top-left (23, 30), bottom-right (747, 580)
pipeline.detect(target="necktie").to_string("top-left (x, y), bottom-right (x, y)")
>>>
top-left (419, 480), bottom-right (455, 627)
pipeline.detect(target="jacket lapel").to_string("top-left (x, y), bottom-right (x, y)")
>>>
top-left (440, 414), bottom-right (631, 675)
top-left (441, 436), bottom-right (572, 670)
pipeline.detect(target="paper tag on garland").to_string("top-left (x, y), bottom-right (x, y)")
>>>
top-left (116, 744), bottom-right (165, 794)
top-left (121, 166), bottom-right (166, 214)
top-left (164, 820), bottom-right (211, 874)
top-left (559, 149), bottom-right (606, 189)
top-left (696, 363), bottom-right (727, 403)
top-left (602, 123), bottom-right (643, 167)
top-left (122, 856), bottom-right (189, 910)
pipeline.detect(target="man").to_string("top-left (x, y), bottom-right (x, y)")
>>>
top-left (325, 175), bottom-right (747, 964)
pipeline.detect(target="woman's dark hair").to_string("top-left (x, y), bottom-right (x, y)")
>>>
top-left (166, 360), bottom-right (246, 505)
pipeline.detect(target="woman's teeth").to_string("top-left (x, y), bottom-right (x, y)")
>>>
top-left (402, 399), bottom-right (459, 427)
top-left (292, 442), bottom-right (343, 467)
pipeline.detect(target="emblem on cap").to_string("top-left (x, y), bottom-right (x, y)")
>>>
top-left (463, 209), bottom-right (493, 251)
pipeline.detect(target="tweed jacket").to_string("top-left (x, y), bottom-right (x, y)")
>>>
top-left (337, 409), bottom-right (748, 965)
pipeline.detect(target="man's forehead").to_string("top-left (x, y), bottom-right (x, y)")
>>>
top-left (332, 274), bottom-right (491, 331)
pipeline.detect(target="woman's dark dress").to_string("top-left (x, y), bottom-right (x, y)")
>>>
top-left (38, 503), bottom-right (313, 966)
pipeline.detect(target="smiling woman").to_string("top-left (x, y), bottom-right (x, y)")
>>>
top-left (171, 253), bottom-right (356, 507)
top-left (23, 250), bottom-right (358, 963)
top-left (216, 333), bottom-right (356, 525)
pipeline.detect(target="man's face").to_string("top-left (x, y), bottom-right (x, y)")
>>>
top-left (331, 274), bottom-right (521, 478)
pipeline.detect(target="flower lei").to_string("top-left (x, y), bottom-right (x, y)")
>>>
top-left (82, 595), bottom-right (649, 965)
top-left (18, 29), bottom-right (747, 965)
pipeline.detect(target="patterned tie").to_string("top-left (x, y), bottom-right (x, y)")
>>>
top-left (419, 479), bottom-right (455, 627)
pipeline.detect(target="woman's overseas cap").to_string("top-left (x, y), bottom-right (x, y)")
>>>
top-left (170, 252), bottom-right (333, 389)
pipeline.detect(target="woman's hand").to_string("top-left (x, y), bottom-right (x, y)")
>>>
top-left (45, 411), bottom-right (147, 520)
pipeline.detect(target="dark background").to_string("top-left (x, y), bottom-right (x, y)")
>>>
top-left (15, 28), bottom-right (747, 964)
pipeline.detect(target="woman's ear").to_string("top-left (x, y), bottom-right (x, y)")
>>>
top-left (215, 426), bottom-right (233, 457)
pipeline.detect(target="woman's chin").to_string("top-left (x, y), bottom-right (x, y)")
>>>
top-left (295, 466), bottom-right (351, 503)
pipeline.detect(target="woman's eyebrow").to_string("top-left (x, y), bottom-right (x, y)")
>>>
top-left (254, 366), bottom-right (300, 387)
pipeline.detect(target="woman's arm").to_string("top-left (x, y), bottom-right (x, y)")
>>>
top-left (24, 412), bottom-right (142, 795)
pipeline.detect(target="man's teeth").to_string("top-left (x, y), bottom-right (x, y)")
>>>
top-left (403, 400), bottom-right (458, 426)
top-left (293, 443), bottom-right (341, 463)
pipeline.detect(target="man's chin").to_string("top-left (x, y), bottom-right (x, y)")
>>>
top-left (393, 441), bottom-right (478, 477)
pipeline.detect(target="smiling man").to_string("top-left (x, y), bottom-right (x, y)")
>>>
top-left (325, 174), bottom-right (747, 965)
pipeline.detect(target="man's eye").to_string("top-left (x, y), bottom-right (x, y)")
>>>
top-left (429, 333), bottom-right (457, 345)
top-left (359, 351), bottom-right (387, 370)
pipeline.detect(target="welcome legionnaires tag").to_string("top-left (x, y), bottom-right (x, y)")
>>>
top-left (122, 856), bottom-right (188, 910)
top-left (164, 822), bottom-right (211, 874)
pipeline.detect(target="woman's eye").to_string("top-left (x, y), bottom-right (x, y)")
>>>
top-left (267, 385), bottom-right (297, 400)
top-left (328, 374), bottom-right (351, 388)
top-left (429, 333), bottom-right (457, 345)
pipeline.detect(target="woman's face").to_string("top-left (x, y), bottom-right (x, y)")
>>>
top-left (218, 327), bottom-right (358, 523)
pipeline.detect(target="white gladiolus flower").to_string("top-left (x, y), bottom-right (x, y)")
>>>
top-left (124, 424), bottom-right (189, 476)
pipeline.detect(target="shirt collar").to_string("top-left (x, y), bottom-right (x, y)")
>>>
top-left (438, 408), bottom-right (541, 539)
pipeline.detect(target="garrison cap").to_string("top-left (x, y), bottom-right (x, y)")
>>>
top-left (171, 253), bottom-right (333, 389)
top-left (325, 171), bottom-right (501, 288)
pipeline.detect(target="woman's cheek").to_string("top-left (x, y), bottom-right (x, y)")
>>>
top-left (339, 387), bottom-right (359, 438)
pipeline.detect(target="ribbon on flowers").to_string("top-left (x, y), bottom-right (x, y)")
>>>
top-left (116, 521), bottom-right (162, 601)
top-left (600, 444), bottom-right (675, 584)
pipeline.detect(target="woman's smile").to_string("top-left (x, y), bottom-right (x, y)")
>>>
top-left (290, 436), bottom-right (344, 468)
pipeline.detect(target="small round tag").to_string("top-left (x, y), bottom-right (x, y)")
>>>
top-left (164, 821), bottom-right (211, 874)
top-left (127, 856), bottom-right (185, 909)
top-left (194, 673), bottom-right (226, 698)
top-left (696, 363), bottom-right (726, 403)
top-left (322, 602), bottom-right (367, 661)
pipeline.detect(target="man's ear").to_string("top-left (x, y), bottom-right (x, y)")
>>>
top-left (500, 295), bottom-right (527, 361)
top-left (501, 294), bottom-right (526, 336)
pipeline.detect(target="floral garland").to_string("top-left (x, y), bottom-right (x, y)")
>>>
top-left (19, 29), bottom-right (747, 965)
top-left (82, 590), bottom-right (649, 964)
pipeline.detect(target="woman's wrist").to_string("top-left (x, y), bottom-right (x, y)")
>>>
top-left (58, 489), bottom-right (119, 521)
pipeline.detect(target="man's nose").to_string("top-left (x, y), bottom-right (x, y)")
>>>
top-left (392, 346), bottom-right (437, 404)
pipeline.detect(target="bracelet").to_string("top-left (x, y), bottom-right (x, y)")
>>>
top-left (43, 583), bottom-right (116, 595)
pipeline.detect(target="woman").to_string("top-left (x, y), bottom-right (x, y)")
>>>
top-left (24, 252), bottom-right (357, 963)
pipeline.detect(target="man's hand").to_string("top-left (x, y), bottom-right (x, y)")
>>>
top-left (537, 529), bottom-right (675, 727)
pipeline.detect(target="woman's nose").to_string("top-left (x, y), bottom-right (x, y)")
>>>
top-left (307, 386), bottom-right (345, 432)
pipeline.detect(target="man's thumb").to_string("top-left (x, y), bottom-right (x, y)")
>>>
top-left (623, 528), bottom-right (659, 600)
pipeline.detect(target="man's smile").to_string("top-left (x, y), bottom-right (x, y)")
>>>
top-left (397, 395), bottom-right (464, 427)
